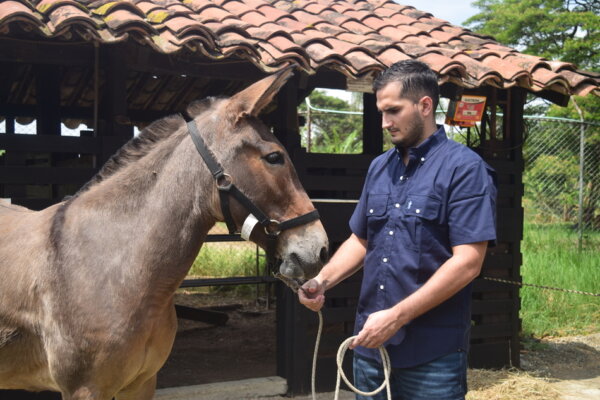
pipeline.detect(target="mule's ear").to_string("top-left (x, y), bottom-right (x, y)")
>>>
top-left (226, 66), bottom-right (294, 123)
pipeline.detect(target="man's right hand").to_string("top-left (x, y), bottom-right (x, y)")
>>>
top-left (298, 278), bottom-right (325, 312)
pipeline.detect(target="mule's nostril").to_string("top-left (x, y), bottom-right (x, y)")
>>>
top-left (319, 246), bottom-right (329, 264)
top-left (290, 252), bottom-right (301, 267)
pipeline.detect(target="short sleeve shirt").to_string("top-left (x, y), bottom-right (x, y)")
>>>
top-left (349, 126), bottom-right (497, 368)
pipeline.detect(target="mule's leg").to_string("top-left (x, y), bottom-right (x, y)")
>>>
top-left (115, 375), bottom-right (156, 400)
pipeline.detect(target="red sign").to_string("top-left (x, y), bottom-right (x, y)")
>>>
top-left (445, 95), bottom-right (487, 127)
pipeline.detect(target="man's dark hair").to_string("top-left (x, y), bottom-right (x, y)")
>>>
top-left (373, 60), bottom-right (440, 110)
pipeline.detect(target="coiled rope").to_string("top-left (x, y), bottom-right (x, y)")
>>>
top-left (311, 310), bottom-right (392, 400)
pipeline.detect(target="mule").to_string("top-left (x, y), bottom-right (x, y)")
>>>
top-left (0, 69), bottom-right (328, 399)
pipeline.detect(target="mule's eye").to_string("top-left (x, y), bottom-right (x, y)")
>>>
top-left (265, 152), bottom-right (284, 165)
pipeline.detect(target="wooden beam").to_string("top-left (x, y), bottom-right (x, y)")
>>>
top-left (0, 166), bottom-right (95, 185)
top-left (529, 88), bottom-right (570, 106)
top-left (0, 39), bottom-right (93, 66)
top-left (0, 104), bottom-right (92, 119)
top-left (174, 305), bottom-right (228, 326)
top-left (306, 69), bottom-right (347, 90)
top-left (0, 134), bottom-right (128, 154)
top-left (123, 43), bottom-right (265, 81)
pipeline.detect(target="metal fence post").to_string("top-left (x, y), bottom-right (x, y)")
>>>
top-left (572, 98), bottom-right (586, 251)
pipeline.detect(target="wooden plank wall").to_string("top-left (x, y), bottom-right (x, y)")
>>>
top-left (0, 131), bottom-right (129, 209)
top-left (470, 87), bottom-right (525, 368)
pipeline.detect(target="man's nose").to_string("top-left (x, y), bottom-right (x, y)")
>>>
top-left (381, 115), bottom-right (392, 130)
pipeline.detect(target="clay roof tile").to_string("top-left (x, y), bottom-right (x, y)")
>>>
top-left (276, 16), bottom-right (306, 32)
top-left (47, 4), bottom-right (97, 33)
top-left (0, 0), bottom-right (595, 99)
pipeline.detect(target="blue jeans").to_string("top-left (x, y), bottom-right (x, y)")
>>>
top-left (353, 351), bottom-right (467, 400)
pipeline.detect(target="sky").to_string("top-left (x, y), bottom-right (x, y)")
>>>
top-left (402, 0), bottom-right (480, 26)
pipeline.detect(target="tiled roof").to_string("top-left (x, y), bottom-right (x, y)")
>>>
top-left (1, 0), bottom-right (598, 98)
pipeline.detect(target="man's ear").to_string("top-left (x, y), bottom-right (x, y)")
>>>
top-left (418, 96), bottom-right (434, 117)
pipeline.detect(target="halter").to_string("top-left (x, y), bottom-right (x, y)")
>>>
top-left (186, 120), bottom-right (320, 242)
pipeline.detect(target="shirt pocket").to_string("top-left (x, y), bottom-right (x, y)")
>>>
top-left (365, 193), bottom-right (389, 241)
top-left (399, 194), bottom-right (441, 251)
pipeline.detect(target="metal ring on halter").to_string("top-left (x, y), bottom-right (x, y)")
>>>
top-left (215, 173), bottom-right (233, 191)
top-left (264, 219), bottom-right (282, 236)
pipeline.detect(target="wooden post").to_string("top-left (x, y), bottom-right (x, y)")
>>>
top-left (362, 92), bottom-right (382, 155)
top-left (35, 65), bottom-right (61, 136)
top-left (36, 65), bottom-right (62, 202)
top-left (272, 77), bottom-right (302, 152)
top-left (506, 87), bottom-right (525, 367)
top-left (98, 44), bottom-right (133, 166)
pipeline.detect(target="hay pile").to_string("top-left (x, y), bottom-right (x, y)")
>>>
top-left (467, 368), bottom-right (561, 400)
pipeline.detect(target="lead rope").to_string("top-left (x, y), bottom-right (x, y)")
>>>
top-left (311, 311), bottom-right (393, 400)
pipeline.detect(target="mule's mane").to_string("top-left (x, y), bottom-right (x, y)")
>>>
top-left (74, 114), bottom-right (185, 197)
top-left (69, 96), bottom-right (225, 199)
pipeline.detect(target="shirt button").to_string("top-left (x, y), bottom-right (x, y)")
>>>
top-left (416, 209), bottom-right (421, 214)
top-left (369, 209), bottom-right (374, 214)
top-left (382, 257), bottom-right (388, 263)
top-left (379, 285), bottom-right (385, 290)
top-left (399, 176), bottom-right (404, 181)
top-left (420, 157), bottom-right (426, 162)
top-left (395, 203), bottom-right (400, 208)
top-left (388, 230), bottom-right (394, 235)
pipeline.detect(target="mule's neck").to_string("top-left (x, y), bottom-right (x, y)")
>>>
top-left (75, 132), bottom-right (219, 294)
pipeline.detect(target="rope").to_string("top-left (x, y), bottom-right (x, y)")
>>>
top-left (305, 277), bottom-right (598, 399)
top-left (311, 311), bottom-right (393, 400)
top-left (482, 276), bottom-right (600, 297)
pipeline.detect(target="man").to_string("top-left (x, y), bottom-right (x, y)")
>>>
top-left (299, 60), bottom-right (497, 400)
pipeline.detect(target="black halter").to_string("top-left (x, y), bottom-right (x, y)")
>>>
top-left (187, 121), bottom-right (320, 239)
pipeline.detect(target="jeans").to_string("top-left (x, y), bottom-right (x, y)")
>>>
top-left (353, 351), bottom-right (467, 400)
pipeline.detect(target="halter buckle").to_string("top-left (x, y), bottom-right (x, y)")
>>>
top-left (215, 173), bottom-right (233, 191)
top-left (264, 219), bottom-right (282, 237)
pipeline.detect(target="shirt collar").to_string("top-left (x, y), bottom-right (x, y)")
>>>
top-left (396, 125), bottom-right (447, 162)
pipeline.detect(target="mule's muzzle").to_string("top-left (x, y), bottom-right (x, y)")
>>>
top-left (275, 244), bottom-right (328, 291)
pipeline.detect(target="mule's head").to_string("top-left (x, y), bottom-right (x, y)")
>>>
top-left (187, 68), bottom-right (328, 285)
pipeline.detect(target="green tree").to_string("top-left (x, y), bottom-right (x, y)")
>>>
top-left (298, 90), bottom-right (363, 154)
top-left (465, 0), bottom-right (599, 71)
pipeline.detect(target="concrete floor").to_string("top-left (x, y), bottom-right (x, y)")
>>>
top-left (154, 376), bottom-right (356, 399)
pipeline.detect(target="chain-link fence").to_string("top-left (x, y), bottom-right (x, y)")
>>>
top-left (523, 116), bottom-right (600, 236)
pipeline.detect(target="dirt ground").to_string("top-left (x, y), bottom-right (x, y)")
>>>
top-left (157, 290), bottom-right (277, 388)
top-left (518, 333), bottom-right (600, 399)
top-left (158, 290), bottom-right (600, 399)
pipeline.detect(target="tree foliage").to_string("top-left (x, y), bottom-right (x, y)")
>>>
top-left (298, 90), bottom-right (363, 154)
top-left (465, 0), bottom-right (599, 71)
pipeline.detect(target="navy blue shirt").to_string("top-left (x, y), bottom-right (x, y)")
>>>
top-left (349, 126), bottom-right (497, 368)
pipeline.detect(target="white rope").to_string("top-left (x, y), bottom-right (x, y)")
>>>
top-left (311, 310), bottom-right (393, 400)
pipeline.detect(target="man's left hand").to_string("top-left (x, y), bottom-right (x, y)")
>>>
top-left (350, 308), bottom-right (403, 349)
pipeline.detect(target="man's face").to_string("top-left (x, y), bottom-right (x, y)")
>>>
top-left (376, 81), bottom-right (426, 148)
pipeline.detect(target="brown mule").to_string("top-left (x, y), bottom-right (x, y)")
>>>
top-left (0, 69), bottom-right (328, 399)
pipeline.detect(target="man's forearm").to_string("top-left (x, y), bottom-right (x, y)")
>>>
top-left (315, 233), bottom-right (367, 291)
